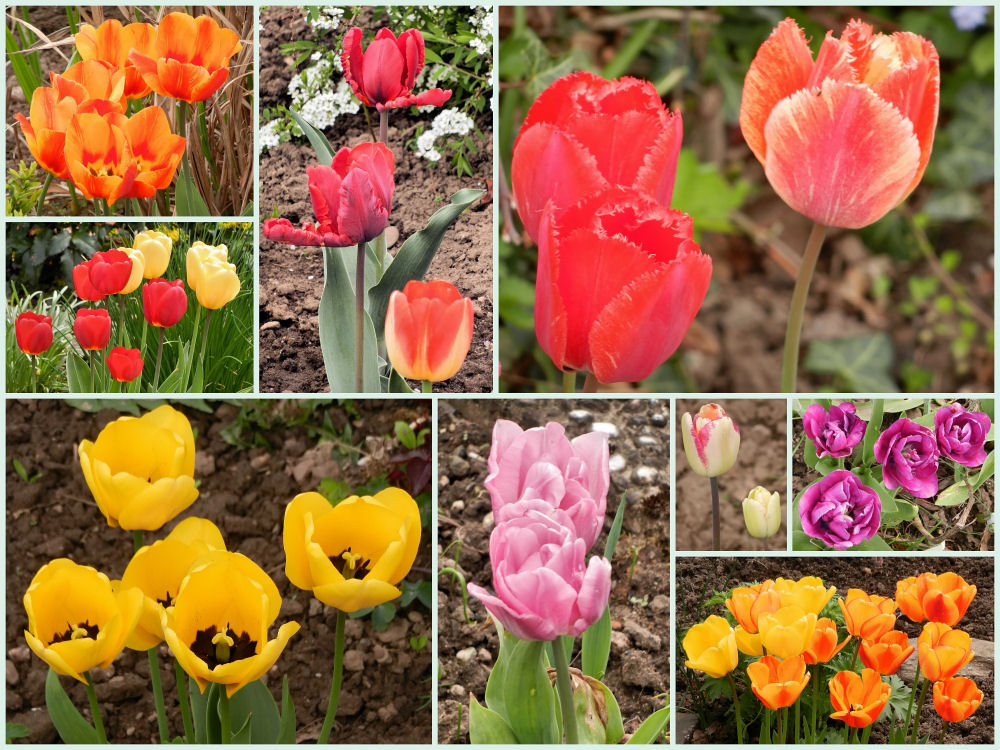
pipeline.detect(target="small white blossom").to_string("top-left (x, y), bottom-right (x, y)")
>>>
top-left (416, 108), bottom-right (476, 163)
top-left (259, 119), bottom-right (283, 151)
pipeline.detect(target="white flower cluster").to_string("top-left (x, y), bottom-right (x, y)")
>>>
top-left (469, 6), bottom-right (493, 56)
top-left (259, 119), bottom-right (283, 150)
top-left (309, 6), bottom-right (344, 33)
top-left (286, 56), bottom-right (359, 132)
top-left (415, 108), bottom-right (476, 162)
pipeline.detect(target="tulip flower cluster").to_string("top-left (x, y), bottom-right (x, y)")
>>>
top-left (797, 399), bottom-right (993, 551)
top-left (682, 570), bottom-right (984, 744)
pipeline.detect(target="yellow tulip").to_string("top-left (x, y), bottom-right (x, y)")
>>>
top-left (758, 605), bottom-right (817, 660)
top-left (78, 404), bottom-right (198, 530)
top-left (735, 625), bottom-right (764, 656)
top-left (133, 229), bottom-right (173, 278)
top-left (774, 576), bottom-right (837, 615)
top-left (742, 485), bottom-right (780, 538)
top-left (162, 550), bottom-right (300, 698)
top-left (195, 259), bottom-right (241, 309)
top-left (118, 246), bottom-right (146, 294)
top-left (185, 241), bottom-right (229, 289)
top-left (682, 615), bottom-right (739, 678)
top-left (24, 559), bottom-right (143, 683)
top-left (283, 489), bottom-right (421, 612)
top-left (118, 517), bottom-right (226, 650)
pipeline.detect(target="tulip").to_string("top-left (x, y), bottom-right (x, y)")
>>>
top-left (162, 550), bottom-right (300, 697)
top-left (88, 249), bottom-right (134, 296)
top-left (106, 347), bottom-right (144, 382)
top-left (874, 417), bottom-right (939, 498)
top-left (119, 247), bottom-right (146, 294)
top-left (385, 280), bottom-right (474, 384)
top-left (484, 419), bottom-right (609, 549)
top-left (774, 576), bottom-right (837, 616)
top-left (917, 622), bottom-right (973, 681)
top-left (742, 485), bottom-right (781, 538)
top-left (78, 404), bottom-right (198, 530)
top-left (934, 403), bottom-right (991, 468)
top-left (143, 278), bottom-right (188, 327)
top-left (535, 187), bottom-right (709, 385)
top-left (468, 511), bottom-right (611, 641)
top-left (73, 259), bottom-right (106, 302)
top-left (747, 654), bottom-right (810, 709)
top-left (798, 470), bottom-right (881, 550)
top-left (75, 19), bottom-right (157, 99)
top-left (185, 241), bottom-right (229, 287)
top-left (134, 229), bottom-right (174, 279)
top-left (511, 71), bottom-right (683, 243)
top-left (112, 106), bottom-right (186, 198)
top-left (341, 27), bottom-right (452, 111)
top-left (681, 404), bottom-right (740, 478)
top-left (284, 489), bottom-right (421, 613)
top-left (803, 617), bottom-right (849, 665)
top-left (187, 250), bottom-right (241, 310)
top-left (128, 12), bottom-right (242, 103)
top-left (839, 589), bottom-right (897, 641)
top-left (740, 18), bottom-right (939, 230)
top-left (64, 112), bottom-right (137, 205)
top-left (859, 630), bottom-right (914, 676)
top-left (263, 142), bottom-right (395, 248)
top-left (802, 402), bottom-right (866, 458)
top-left (933, 677), bottom-right (982, 723)
top-left (23, 558), bottom-right (143, 683)
top-left (14, 311), bottom-right (53, 355)
top-left (725, 581), bottom-right (781, 634)
top-left (757, 605), bottom-right (817, 660)
top-left (828, 669), bottom-right (891, 728)
top-left (735, 626), bottom-right (763, 657)
top-left (896, 571), bottom-right (977, 626)
top-left (74, 308), bottom-right (111, 351)
top-left (681, 615), bottom-right (739, 678)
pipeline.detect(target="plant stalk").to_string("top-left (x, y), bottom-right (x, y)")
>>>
top-left (117, 296), bottom-right (126, 347)
top-left (174, 660), bottom-right (195, 742)
top-left (561, 370), bottom-right (576, 393)
top-left (29, 355), bottom-right (37, 393)
top-left (938, 723), bottom-right (947, 744)
top-left (903, 674), bottom-right (919, 739)
top-left (710, 477), bottom-right (720, 551)
top-left (860, 724), bottom-right (873, 744)
top-left (153, 327), bottom-right (165, 391)
top-left (35, 172), bottom-right (53, 215)
top-left (581, 372), bottom-right (599, 393)
top-left (811, 667), bottom-right (818, 741)
top-left (317, 609), bottom-right (347, 743)
top-left (910, 674), bottom-right (930, 743)
top-left (147, 648), bottom-right (170, 743)
top-left (378, 110), bottom-right (388, 144)
top-left (727, 674), bottom-right (744, 744)
top-left (354, 243), bottom-right (365, 392)
top-left (422, 380), bottom-right (432, 394)
top-left (552, 638), bottom-right (579, 744)
top-left (780, 222), bottom-right (828, 392)
top-left (85, 672), bottom-right (107, 742)
top-left (219, 686), bottom-right (231, 744)
top-left (794, 695), bottom-right (800, 744)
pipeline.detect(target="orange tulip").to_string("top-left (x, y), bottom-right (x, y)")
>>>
top-left (725, 580), bottom-right (781, 634)
top-left (64, 113), bottom-right (136, 205)
top-left (385, 279), bottom-right (474, 383)
top-left (828, 669), bottom-right (891, 728)
top-left (107, 106), bottom-right (186, 198)
top-left (128, 12), bottom-right (242, 103)
top-left (896, 572), bottom-right (976, 627)
top-left (747, 654), bottom-right (810, 709)
top-left (917, 622), bottom-right (973, 681)
top-left (803, 617), bottom-right (849, 665)
top-left (75, 19), bottom-right (156, 99)
top-left (859, 630), bottom-right (914, 676)
top-left (933, 677), bottom-right (982, 723)
top-left (839, 589), bottom-right (896, 641)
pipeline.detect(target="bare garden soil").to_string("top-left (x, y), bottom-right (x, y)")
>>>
top-left (258, 7), bottom-right (493, 394)
top-left (6, 399), bottom-right (432, 744)
top-left (437, 398), bottom-right (671, 742)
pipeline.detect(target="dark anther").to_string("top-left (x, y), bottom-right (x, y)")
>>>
top-left (51, 620), bottom-right (100, 643)
top-left (190, 625), bottom-right (258, 669)
top-left (329, 546), bottom-right (372, 580)
top-left (157, 591), bottom-right (174, 607)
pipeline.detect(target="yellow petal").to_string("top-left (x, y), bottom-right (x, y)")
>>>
top-left (312, 577), bottom-right (401, 612)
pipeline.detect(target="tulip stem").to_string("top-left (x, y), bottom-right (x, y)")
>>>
top-left (67, 181), bottom-right (80, 214)
top-left (710, 477), bottom-right (720, 551)
top-left (29, 355), bottom-right (37, 394)
top-left (422, 380), bottom-right (432, 393)
top-left (378, 110), bottom-right (388, 144)
top-left (147, 648), bottom-right (170, 743)
top-left (910, 674), bottom-right (930, 743)
top-left (811, 667), bottom-right (818, 741)
top-left (581, 372), bottom-right (599, 393)
top-left (561, 370), bottom-right (576, 393)
top-left (903, 674), bottom-right (919, 739)
top-left (780, 221), bottom-right (828, 392)
top-left (35, 172), bottom-right (53, 215)
top-left (938, 723), bottom-right (947, 744)
top-left (184, 304), bottom-right (202, 391)
top-left (552, 637), bottom-right (579, 744)
top-left (849, 637), bottom-right (860, 672)
top-left (761, 706), bottom-right (770, 744)
top-left (133, 529), bottom-right (143, 553)
top-left (84, 672), bottom-right (107, 742)
top-left (174, 659), bottom-right (195, 742)
top-left (354, 243), bottom-right (365, 392)
top-left (860, 724), bottom-right (873, 744)
top-left (117, 296), bottom-right (126, 348)
top-left (219, 687), bottom-right (231, 744)
top-left (726, 674), bottom-right (744, 744)
top-left (794, 696), bottom-right (800, 744)
top-left (153, 327), bottom-right (165, 391)
top-left (317, 609), bottom-right (346, 744)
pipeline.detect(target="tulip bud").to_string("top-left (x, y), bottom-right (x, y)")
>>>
top-left (681, 404), bottom-right (740, 477)
top-left (742, 486), bottom-right (780, 538)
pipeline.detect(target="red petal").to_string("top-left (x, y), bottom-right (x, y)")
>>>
top-left (307, 164), bottom-right (343, 228)
top-left (338, 169), bottom-right (388, 244)
top-left (534, 207), bottom-right (568, 370)
top-left (397, 29), bottom-right (424, 91)
top-left (633, 110), bottom-right (683, 207)
top-left (340, 27), bottom-right (369, 106)
top-left (360, 37), bottom-right (405, 105)
top-left (378, 88), bottom-right (452, 111)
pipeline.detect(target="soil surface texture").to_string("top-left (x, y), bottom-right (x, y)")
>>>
top-left (258, 7), bottom-right (494, 394)
top-left (437, 398), bottom-right (671, 743)
top-left (6, 399), bottom-right (432, 744)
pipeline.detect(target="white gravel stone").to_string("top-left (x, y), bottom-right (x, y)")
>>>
top-left (590, 422), bottom-right (619, 437)
top-left (609, 454), bottom-right (627, 472)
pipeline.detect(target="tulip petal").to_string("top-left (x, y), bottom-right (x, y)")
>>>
top-left (313, 577), bottom-right (401, 612)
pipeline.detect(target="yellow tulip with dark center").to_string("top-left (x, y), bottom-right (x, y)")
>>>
top-left (757, 605), bottom-right (817, 660)
top-left (283, 489), bottom-right (421, 612)
top-left (162, 550), bottom-right (299, 697)
top-left (24, 559), bottom-right (143, 683)
top-left (118, 517), bottom-right (225, 650)
top-left (78, 404), bottom-right (198, 530)
top-left (774, 576), bottom-right (837, 615)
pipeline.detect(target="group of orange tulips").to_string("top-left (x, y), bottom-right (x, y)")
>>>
top-left (683, 571), bottom-right (983, 744)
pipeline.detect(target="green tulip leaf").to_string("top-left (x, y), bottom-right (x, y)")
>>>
top-left (849, 534), bottom-right (893, 551)
top-left (468, 695), bottom-right (519, 744)
top-left (936, 482), bottom-right (971, 507)
top-left (626, 705), bottom-right (670, 744)
top-left (972, 451), bottom-right (994, 488)
top-left (229, 713), bottom-right (253, 744)
top-left (803, 436), bottom-right (819, 470)
top-left (175, 168), bottom-right (210, 216)
top-left (203, 683), bottom-right (222, 744)
top-left (386, 366), bottom-right (416, 393)
top-left (277, 677), bottom-right (296, 744)
top-left (484, 617), bottom-right (518, 717)
top-left (44, 670), bottom-right (102, 744)
top-left (318, 246), bottom-right (380, 392)
top-left (604, 493), bottom-right (627, 560)
top-left (581, 607), bottom-right (611, 681)
top-left (189, 677), bottom-right (209, 743)
top-left (228, 679), bottom-right (280, 743)
top-left (861, 399), bottom-right (884, 466)
top-left (65, 351), bottom-right (92, 394)
top-left (288, 108), bottom-right (336, 166)
top-left (502, 640), bottom-right (557, 744)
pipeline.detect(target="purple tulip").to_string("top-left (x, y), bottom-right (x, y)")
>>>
top-left (467, 511), bottom-right (612, 641)
top-left (799, 470), bottom-right (881, 550)
top-left (934, 404), bottom-right (991, 468)
top-left (873, 418), bottom-right (940, 498)
top-left (485, 420), bottom-right (609, 549)
top-left (802, 402), bottom-right (867, 459)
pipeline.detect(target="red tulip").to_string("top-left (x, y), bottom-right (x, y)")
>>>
top-left (535, 187), bottom-right (711, 384)
top-left (385, 279), bottom-right (474, 382)
top-left (143, 279), bottom-right (188, 328)
top-left (73, 260), bottom-right (106, 302)
top-left (740, 18), bottom-right (939, 229)
top-left (511, 71), bottom-right (683, 243)
top-left (263, 142), bottom-right (394, 248)
top-left (15, 312), bottom-right (53, 355)
top-left (341, 27), bottom-right (452, 111)
top-left (106, 347), bottom-right (144, 382)
top-left (74, 308), bottom-right (111, 351)
top-left (88, 249), bottom-right (133, 295)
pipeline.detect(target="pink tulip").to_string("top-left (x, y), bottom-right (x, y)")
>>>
top-left (468, 512), bottom-right (612, 641)
top-left (485, 420), bottom-right (609, 549)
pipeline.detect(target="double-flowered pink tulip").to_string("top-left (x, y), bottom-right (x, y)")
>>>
top-left (468, 511), bottom-right (612, 641)
top-left (484, 420), bottom-right (609, 550)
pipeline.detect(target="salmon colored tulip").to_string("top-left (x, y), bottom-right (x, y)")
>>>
top-left (64, 112), bottom-right (136, 206)
top-left (829, 669), bottom-right (891, 728)
top-left (14, 311), bottom-right (53, 355)
top-left (106, 347), bottom-right (143, 382)
top-left (74, 308), bottom-right (111, 351)
top-left (725, 581), bottom-right (780, 634)
top-left (859, 630), bottom-right (914, 675)
top-left (933, 677), bottom-right (982, 723)
top-left (747, 654), bottom-right (810, 709)
top-left (839, 589), bottom-right (896, 641)
top-left (108, 106), bottom-right (186, 198)
top-left (341, 27), bottom-right (452, 111)
top-left (917, 622), bottom-right (973, 681)
top-left (535, 187), bottom-right (710, 384)
top-left (88, 249), bottom-right (134, 296)
top-left (385, 279), bottom-right (474, 383)
top-left (896, 572), bottom-right (977, 627)
top-left (511, 72), bottom-right (683, 243)
top-left (682, 615), bottom-right (739, 678)
top-left (740, 18), bottom-right (939, 229)
top-left (803, 617), bottom-right (849, 665)
top-left (128, 12), bottom-right (242, 103)
top-left (143, 279), bottom-right (188, 328)
top-left (757, 605), bottom-right (817, 660)
top-left (774, 576), bottom-right (837, 615)
top-left (75, 19), bottom-right (156, 99)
